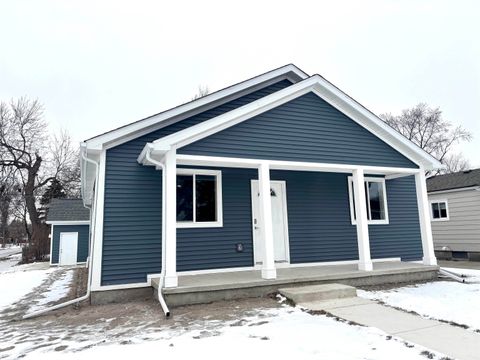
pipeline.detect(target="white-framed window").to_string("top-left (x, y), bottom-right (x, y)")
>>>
top-left (348, 176), bottom-right (389, 225)
top-left (430, 200), bottom-right (449, 221)
top-left (176, 169), bottom-right (223, 228)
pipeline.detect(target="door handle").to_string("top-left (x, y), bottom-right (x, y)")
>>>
top-left (254, 226), bottom-right (260, 229)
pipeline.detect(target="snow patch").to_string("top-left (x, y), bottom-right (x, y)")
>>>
top-left (359, 277), bottom-right (480, 331)
top-left (26, 307), bottom-right (443, 360)
top-left (27, 270), bottom-right (74, 314)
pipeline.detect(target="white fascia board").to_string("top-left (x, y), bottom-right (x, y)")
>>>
top-left (427, 186), bottom-right (480, 195)
top-left (84, 65), bottom-right (308, 152)
top-left (46, 221), bottom-right (90, 225)
top-left (146, 75), bottom-right (442, 170)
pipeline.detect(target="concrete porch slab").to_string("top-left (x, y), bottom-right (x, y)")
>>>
top-left (159, 261), bottom-right (438, 307)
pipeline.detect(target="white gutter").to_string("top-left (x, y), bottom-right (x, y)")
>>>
top-left (23, 151), bottom-right (99, 319)
top-left (144, 149), bottom-right (170, 318)
top-left (439, 268), bottom-right (466, 283)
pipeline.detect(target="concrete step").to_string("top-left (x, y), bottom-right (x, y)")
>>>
top-left (279, 283), bottom-right (357, 303)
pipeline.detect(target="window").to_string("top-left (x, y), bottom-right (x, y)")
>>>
top-left (430, 200), bottom-right (449, 221)
top-left (348, 177), bottom-right (389, 225)
top-left (176, 169), bottom-right (222, 227)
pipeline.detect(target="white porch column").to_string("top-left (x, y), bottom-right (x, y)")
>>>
top-left (415, 170), bottom-right (437, 266)
top-left (163, 149), bottom-right (178, 287)
top-left (258, 162), bottom-right (276, 279)
top-left (352, 168), bottom-right (373, 271)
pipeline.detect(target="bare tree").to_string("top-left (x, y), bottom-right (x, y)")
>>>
top-left (191, 85), bottom-right (210, 100)
top-left (0, 167), bottom-right (18, 247)
top-left (442, 153), bottom-right (470, 174)
top-left (381, 103), bottom-right (472, 174)
top-left (0, 98), bottom-right (80, 261)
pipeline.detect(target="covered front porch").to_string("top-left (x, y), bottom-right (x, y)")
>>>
top-left (155, 260), bottom-right (439, 306)
top-left (140, 150), bottom-right (438, 289)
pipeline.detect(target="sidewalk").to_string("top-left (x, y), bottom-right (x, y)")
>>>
top-left (300, 297), bottom-right (480, 360)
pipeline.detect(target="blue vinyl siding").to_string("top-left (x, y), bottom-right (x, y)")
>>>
top-left (51, 224), bottom-right (89, 264)
top-left (369, 176), bottom-right (423, 261)
top-left (102, 80), bottom-right (293, 285)
top-left (270, 171), bottom-right (359, 263)
top-left (179, 92), bottom-right (417, 168)
top-left (177, 167), bottom-right (257, 271)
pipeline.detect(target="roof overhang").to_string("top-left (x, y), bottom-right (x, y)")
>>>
top-left (138, 75), bottom-right (443, 171)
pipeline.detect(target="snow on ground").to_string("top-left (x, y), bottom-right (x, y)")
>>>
top-left (0, 265), bottom-right (53, 311)
top-left (359, 269), bottom-right (480, 331)
top-left (0, 245), bottom-right (22, 258)
top-left (26, 306), bottom-right (443, 360)
top-left (0, 253), bottom-right (21, 272)
top-left (27, 270), bottom-right (74, 314)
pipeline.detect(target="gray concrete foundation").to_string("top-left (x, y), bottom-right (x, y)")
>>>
top-left (91, 287), bottom-right (153, 305)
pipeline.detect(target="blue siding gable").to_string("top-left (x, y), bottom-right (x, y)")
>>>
top-left (179, 92), bottom-right (417, 168)
top-left (51, 224), bottom-right (89, 264)
top-left (102, 80), bottom-right (293, 285)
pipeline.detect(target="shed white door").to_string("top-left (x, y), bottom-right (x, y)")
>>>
top-left (59, 232), bottom-right (78, 266)
top-left (251, 180), bottom-right (289, 264)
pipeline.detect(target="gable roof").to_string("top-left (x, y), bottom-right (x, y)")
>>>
top-left (46, 199), bottom-right (90, 222)
top-left (427, 168), bottom-right (480, 193)
top-left (138, 74), bottom-right (442, 171)
top-left (82, 64), bottom-right (308, 152)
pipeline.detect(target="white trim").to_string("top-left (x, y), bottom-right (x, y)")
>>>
top-left (429, 199), bottom-right (450, 222)
top-left (143, 75), bottom-right (441, 170)
top-left (46, 221), bottom-right (90, 225)
top-left (258, 163), bottom-right (277, 279)
top-left (84, 65), bottom-right (308, 151)
top-left (176, 154), bottom-right (420, 175)
top-left (91, 150), bottom-right (106, 289)
top-left (251, 180), bottom-right (290, 265)
top-left (352, 169), bottom-right (373, 271)
top-left (176, 169), bottom-right (223, 228)
top-left (427, 186), bottom-right (480, 195)
top-left (347, 176), bottom-right (389, 225)
top-left (164, 150), bottom-right (178, 288)
top-left (49, 224), bottom-right (54, 266)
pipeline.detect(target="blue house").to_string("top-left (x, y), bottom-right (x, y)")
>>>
top-left (46, 199), bottom-right (90, 266)
top-left (80, 64), bottom-right (441, 304)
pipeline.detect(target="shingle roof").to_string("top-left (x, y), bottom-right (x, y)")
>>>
top-left (427, 168), bottom-right (480, 192)
top-left (46, 198), bottom-right (90, 222)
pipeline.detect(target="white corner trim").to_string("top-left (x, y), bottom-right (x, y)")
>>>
top-left (84, 64), bottom-right (308, 151)
top-left (429, 199), bottom-right (450, 222)
top-left (143, 75), bottom-right (441, 170)
top-left (91, 150), bottom-right (106, 289)
top-left (49, 224), bottom-right (54, 265)
top-left (347, 176), bottom-right (390, 225)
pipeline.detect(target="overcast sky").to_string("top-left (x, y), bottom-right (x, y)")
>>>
top-left (1, 0), bottom-right (479, 166)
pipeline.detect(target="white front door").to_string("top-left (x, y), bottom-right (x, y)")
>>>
top-left (59, 232), bottom-right (78, 266)
top-left (251, 180), bottom-right (289, 264)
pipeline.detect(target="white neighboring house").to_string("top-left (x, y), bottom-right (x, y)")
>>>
top-left (427, 169), bottom-right (480, 261)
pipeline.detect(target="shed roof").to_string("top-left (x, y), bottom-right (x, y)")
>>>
top-left (46, 198), bottom-right (90, 222)
top-left (427, 168), bottom-right (480, 192)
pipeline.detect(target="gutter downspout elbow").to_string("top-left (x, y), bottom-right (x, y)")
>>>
top-left (23, 152), bottom-right (99, 319)
top-left (145, 150), bottom-right (171, 318)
